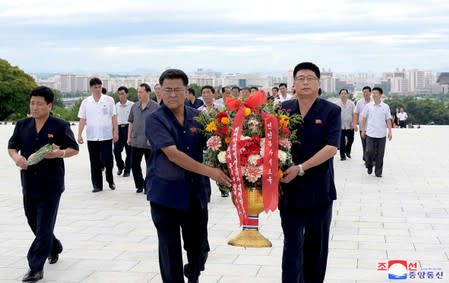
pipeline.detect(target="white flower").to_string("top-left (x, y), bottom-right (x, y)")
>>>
top-left (278, 150), bottom-right (287, 164)
top-left (240, 136), bottom-right (251, 140)
top-left (217, 151), bottom-right (227, 164)
top-left (248, 154), bottom-right (261, 166)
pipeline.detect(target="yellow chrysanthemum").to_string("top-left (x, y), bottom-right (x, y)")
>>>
top-left (244, 107), bottom-right (252, 117)
top-left (205, 121), bottom-right (217, 132)
top-left (221, 117), bottom-right (230, 125)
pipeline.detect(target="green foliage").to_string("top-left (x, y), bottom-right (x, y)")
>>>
top-left (51, 98), bottom-right (82, 121)
top-left (0, 58), bottom-right (37, 120)
top-left (384, 96), bottom-right (449, 125)
top-left (189, 83), bottom-right (202, 97)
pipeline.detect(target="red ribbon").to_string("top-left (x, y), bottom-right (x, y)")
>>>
top-left (226, 91), bottom-right (279, 226)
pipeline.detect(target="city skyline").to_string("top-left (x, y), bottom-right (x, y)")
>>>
top-left (1, 0), bottom-right (449, 74)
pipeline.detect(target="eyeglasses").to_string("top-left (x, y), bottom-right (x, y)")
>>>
top-left (162, 88), bottom-right (186, 95)
top-left (294, 76), bottom-right (319, 83)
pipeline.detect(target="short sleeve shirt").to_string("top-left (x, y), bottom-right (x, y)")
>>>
top-left (362, 102), bottom-right (392, 138)
top-left (78, 94), bottom-right (116, 141)
top-left (145, 105), bottom-right (210, 211)
top-left (128, 100), bottom-right (159, 149)
top-left (116, 100), bottom-right (134, 125)
top-left (8, 116), bottom-right (79, 197)
top-left (336, 99), bottom-right (355, 129)
top-left (280, 98), bottom-right (341, 209)
top-left (354, 98), bottom-right (371, 126)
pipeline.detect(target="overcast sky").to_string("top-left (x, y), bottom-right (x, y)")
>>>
top-left (1, 0), bottom-right (449, 74)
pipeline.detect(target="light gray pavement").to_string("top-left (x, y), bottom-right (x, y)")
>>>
top-left (1, 124), bottom-right (449, 283)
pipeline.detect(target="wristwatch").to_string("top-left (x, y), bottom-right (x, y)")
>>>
top-left (297, 164), bottom-right (305, 176)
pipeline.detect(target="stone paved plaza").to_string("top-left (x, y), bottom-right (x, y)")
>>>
top-left (1, 125), bottom-right (449, 283)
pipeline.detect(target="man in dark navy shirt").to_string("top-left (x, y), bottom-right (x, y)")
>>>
top-left (145, 69), bottom-right (231, 283)
top-left (280, 62), bottom-right (341, 283)
top-left (184, 87), bottom-right (204, 109)
top-left (8, 86), bottom-right (79, 282)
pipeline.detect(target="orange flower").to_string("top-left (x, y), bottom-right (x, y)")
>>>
top-left (244, 91), bottom-right (267, 109)
top-left (225, 97), bottom-right (241, 112)
top-left (225, 136), bottom-right (232, 144)
top-left (244, 107), bottom-right (252, 117)
top-left (278, 169), bottom-right (284, 178)
top-left (205, 121), bottom-right (217, 132)
top-left (221, 117), bottom-right (230, 125)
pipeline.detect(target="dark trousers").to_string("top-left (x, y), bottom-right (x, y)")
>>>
top-left (151, 199), bottom-right (209, 283)
top-left (399, 120), bottom-right (406, 128)
top-left (359, 131), bottom-right (367, 161)
top-left (23, 193), bottom-right (63, 272)
top-left (114, 125), bottom-right (131, 173)
top-left (365, 136), bottom-right (386, 176)
top-left (339, 129), bottom-right (354, 159)
top-left (87, 140), bottom-right (114, 190)
top-left (280, 203), bottom-right (333, 283)
top-left (130, 146), bottom-right (151, 189)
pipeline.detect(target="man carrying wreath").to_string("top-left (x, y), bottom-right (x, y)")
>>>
top-left (280, 62), bottom-right (341, 283)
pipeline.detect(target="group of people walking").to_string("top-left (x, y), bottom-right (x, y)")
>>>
top-left (8, 61), bottom-right (401, 283)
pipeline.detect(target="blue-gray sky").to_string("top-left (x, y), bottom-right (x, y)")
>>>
top-left (1, 0), bottom-right (449, 74)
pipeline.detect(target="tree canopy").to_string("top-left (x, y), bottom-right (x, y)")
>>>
top-left (0, 59), bottom-right (37, 120)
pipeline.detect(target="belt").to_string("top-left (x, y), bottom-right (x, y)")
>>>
top-left (119, 124), bottom-right (128, 128)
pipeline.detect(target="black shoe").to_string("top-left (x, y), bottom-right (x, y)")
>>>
top-left (221, 191), bottom-right (229, 197)
top-left (117, 168), bottom-right (123, 176)
top-left (109, 183), bottom-right (116, 190)
top-left (184, 264), bottom-right (199, 283)
top-left (48, 253), bottom-right (59, 264)
top-left (22, 270), bottom-right (43, 282)
top-left (92, 188), bottom-right (102, 193)
top-left (367, 167), bottom-right (373, 175)
top-left (340, 157), bottom-right (346, 161)
top-left (375, 174), bottom-right (382, 178)
top-left (346, 153), bottom-right (351, 158)
top-left (136, 187), bottom-right (143, 193)
top-left (123, 172), bottom-right (130, 177)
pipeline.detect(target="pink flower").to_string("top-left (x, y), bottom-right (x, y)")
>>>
top-left (242, 165), bottom-right (263, 183)
top-left (279, 139), bottom-right (292, 149)
top-left (207, 136), bottom-right (222, 151)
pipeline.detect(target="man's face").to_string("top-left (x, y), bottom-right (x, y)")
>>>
top-left (241, 89), bottom-right (251, 99)
top-left (91, 84), bottom-right (102, 96)
top-left (202, 88), bottom-right (215, 105)
top-left (138, 87), bottom-right (149, 100)
top-left (231, 88), bottom-right (240, 97)
top-left (30, 96), bottom-right (51, 119)
top-left (372, 90), bottom-right (382, 103)
top-left (161, 79), bottom-right (187, 110)
top-left (279, 85), bottom-right (288, 95)
top-left (294, 70), bottom-right (320, 98)
top-left (118, 90), bottom-right (128, 103)
top-left (155, 84), bottom-right (162, 98)
top-left (272, 88), bottom-right (279, 96)
top-left (340, 90), bottom-right (348, 101)
top-left (363, 89), bottom-right (371, 100)
top-left (224, 87), bottom-right (231, 98)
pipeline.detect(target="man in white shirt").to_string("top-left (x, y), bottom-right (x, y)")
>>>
top-left (114, 86), bottom-right (133, 177)
top-left (275, 83), bottom-right (292, 103)
top-left (352, 86), bottom-right (372, 162)
top-left (197, 85), bottom-right (220, 112)
top-left (397, 107), bottom-right (408, 128)
top-left (336, 89), bottom-right (355, 160)
top-left (361, 87), bottom-right (393, 177)
top-left (78, 77), bottom-right (118, 192)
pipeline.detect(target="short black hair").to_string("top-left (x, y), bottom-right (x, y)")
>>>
top-left (293, 62), bottom-right (320, 79)
top-left (232, 86), bottom-right (240, 91)
top-left (272, 86), bottom-right (279, 91)
top-left (159, 69), bottom-right (189, 86)
top-left (139, 83), bottom-right (151, 93)
top-left (372, 87), bottom-right (383, 94)
top-left (117, 86), bottom-right (128, 93)
top-left (188, 87), bottom-right (195, 96)
top-left (362, 86), bottom-right (372, 92)
top-left (339, 88), bottom-right (349, 94)
top-left (201, 85), bottom-right (215, 94)
top-left (279, 83), bottom-right (287, 88)
top-left (30, 86), bottom-right (54, 104)
top-left (250, 86), bottom-right (258, 91)
top-left (241, 87), bottom-right (251, 92)
top-left (102, 87), bottom-right (107, 94)
top-left (89, 77), bottom-right (102, 86)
